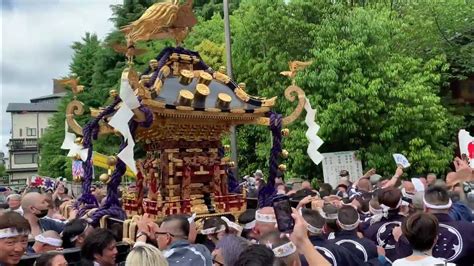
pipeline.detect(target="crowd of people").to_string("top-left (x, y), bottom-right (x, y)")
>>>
top-left (0, 157), bottom-right (473, 266)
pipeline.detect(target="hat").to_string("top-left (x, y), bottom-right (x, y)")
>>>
top-left (369, 174), bottom-right (382, 185)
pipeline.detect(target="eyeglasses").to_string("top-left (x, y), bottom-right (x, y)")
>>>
top-left (155, 231), bottom-right (175, 237)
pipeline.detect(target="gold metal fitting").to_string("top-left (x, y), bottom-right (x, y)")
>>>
top-left (177, 89), bottom-right (194, 106)
top-left (99, 173), bottom-right (111, 184)
top-left (160, 65), bottom-right (171, 78)
top-left (179, 69), bottom-right (194, 85)
top-left (228, 161), bottom-right (236, 167)
top-left (107, 156), bottom-right (118, 166)
top-left (73, 176), bottom-right (82, 183)
top-left (74, 154), bottom-right (81, 161)
top-left (216, 93), bottom-right (232, 109)
top-left (149, 59), bottom-right (158, 70)
top-left (281, 128), bottom-right (290, 137)
top-left (74, 137), bottom-right (83, 145)
top-left (198, 72), bottom-right (213, 86)
top-left (278, 164), bottom-right (287, 172)
top-left (75, 85), bottom-right (85, 94)
top-left (194, 84), bottom-right (210, 103)
top-left (224, 144), bottom-right (231, 152)
top-left (238, 83), bottom-right (246, 90)
top-left (109, 89), bottom-right (118, 98)
top-left (218, 66), bottom-right (227, 74)
top-left (281, 149), bottom-right (289, 159)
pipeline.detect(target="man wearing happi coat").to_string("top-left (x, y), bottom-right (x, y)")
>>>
top-left (424, 186), bottom-right (474, 266)
top-left (363, 188), bottom-right (412, 263)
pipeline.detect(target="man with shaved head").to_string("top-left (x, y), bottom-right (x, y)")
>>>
top-left (22, 192), bottom-right (65, 236)
top-left (156, 215), bottom-right (212, 266)
top-left (253, 207), bottom-right (277, 240)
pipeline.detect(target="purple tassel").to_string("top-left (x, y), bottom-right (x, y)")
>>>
top-left (258, 112), bottom-right (282, 208)
top-left (75, 97), bottom-right (122, 212)
top-left (89, 105), bottom-right (153, 225)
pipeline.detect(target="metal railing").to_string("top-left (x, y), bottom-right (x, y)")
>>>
top-left (7, 139), bottom-right (38, 151)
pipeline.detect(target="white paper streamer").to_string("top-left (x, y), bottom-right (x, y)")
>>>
top-left (108, 104), bottom-right (137, 174)
top-left (106, 69), bottom-right (141, 174)
top-left (120, 72), bottom-right (140, 110)
top-left (61, 120), bottom-right (89, 161)
top-left (304, 98), bottom-right (324, 165)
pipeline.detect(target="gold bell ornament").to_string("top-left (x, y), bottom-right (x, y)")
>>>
top-left (278, 164), bottom-right (287, 172)
top-left (281, 149), bottom-right (289, 159)
top-left (99, 173), bottom-right (111, 184)
top-left (281, 128), bottom-right (290, 137)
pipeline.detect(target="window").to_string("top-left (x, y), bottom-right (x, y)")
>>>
top-left (19, 129), bottom-right (22, 137)
top-left (14, 153), bottom-right (38, 164)
top-left (26, 128), bottom-right (36, 137)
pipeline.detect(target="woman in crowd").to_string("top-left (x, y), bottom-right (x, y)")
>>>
top-left (34, 252), bottom-right (68, 266)
top-left (125, 242), bottom-right (168, 266)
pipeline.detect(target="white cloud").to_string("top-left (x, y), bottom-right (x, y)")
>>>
top-left (1, 0), bottom-right (122, 154)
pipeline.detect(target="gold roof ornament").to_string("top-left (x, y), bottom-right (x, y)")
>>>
top-left (121, 0), bottom-right (197, 47)
top-left (280, 61), bottom-right (313, 85)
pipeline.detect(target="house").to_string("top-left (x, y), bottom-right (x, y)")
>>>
top-left (5, 80), bottom-right (66, 186)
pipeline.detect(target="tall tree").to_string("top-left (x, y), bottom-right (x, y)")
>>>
top-left (297, 6), bottom-right (462, 176)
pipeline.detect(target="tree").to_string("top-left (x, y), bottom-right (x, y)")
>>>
top-left (296, 6), bottom-right (462, 177)
top-left (229, 0), bottom-right (334, 178)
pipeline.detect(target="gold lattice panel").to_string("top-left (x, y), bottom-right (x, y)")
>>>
top-left (136, 117), bottom-right (231, 142)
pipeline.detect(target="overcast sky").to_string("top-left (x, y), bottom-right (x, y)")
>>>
top-left (1, 0), bottom-right (121, 155)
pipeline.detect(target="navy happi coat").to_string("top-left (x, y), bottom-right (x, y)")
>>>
top-left (329, 229), bottom-right (378, 262)
top-left (432, 213), bottom-right (474, 266)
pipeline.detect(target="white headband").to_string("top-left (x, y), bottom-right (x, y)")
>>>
top-left (401, 188), bottom-right (414, 200)
top-left (269, 242), bottom-right (297, 258)
top-left (380, 197), bottom-right (403, 211)
top-left (0, 228), bottom-right (29, 239)
top-left (423, 197), bottom-right (452, 210)
top-left (337, 218), bottom-right (360, 231)
top-left (221, 217), bottom-right (243, 235)
top-left (201, 225), bottom-right (226, 235)
top-left (318, 209), bottom-right (338, 220)
top-left (243, 220), bottom-right (256, 229)
top-left (255, 210), bottom-right (276, 223)
top-left (35, 235), bottom-right (63, 247)
top-left (188, 213), bottom-right (196, 224)
top-left (298, 208), bottom-right (323, 234)
top-left (369, 204), bottom-right (383, 215)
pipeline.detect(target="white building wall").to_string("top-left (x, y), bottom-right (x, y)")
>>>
top-left (11, 112), bottom-right (54, 139)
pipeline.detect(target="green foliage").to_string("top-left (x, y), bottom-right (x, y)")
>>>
top-left (193, 0), bottom-right (242, 21)
top-left (297, 6), bottom-right (461, 177)
top-left (0, 164), bottom-right (6, 178)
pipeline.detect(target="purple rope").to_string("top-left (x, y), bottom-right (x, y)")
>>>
top-left (145, 47), bottom-right (212, 88)
top-left (75, 97), bottom-right (122, 215)
top-left (258, 112), bottom-right (282, 208)
top-left (90, 105), bottom-right (153, 225)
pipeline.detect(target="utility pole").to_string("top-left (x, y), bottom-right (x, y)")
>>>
top-left (224, 0), bottom-right (239, 178)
